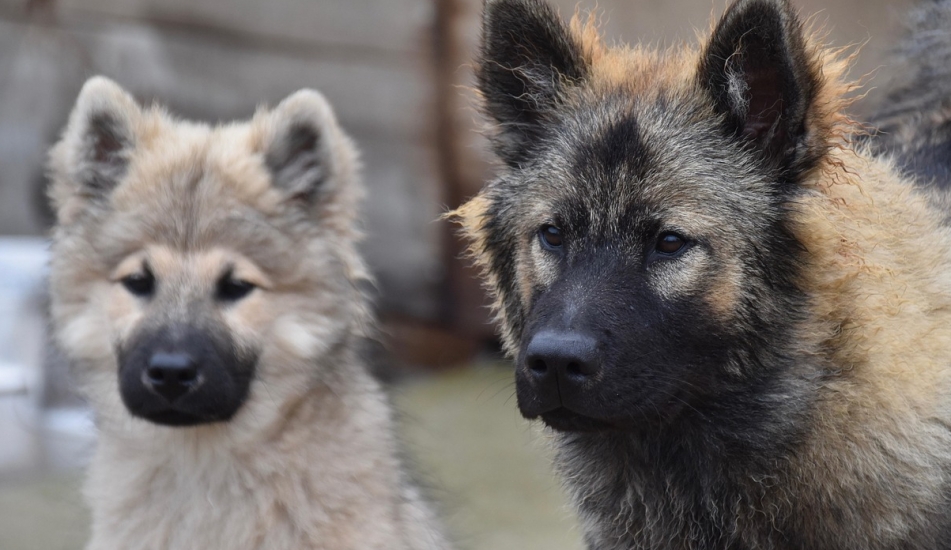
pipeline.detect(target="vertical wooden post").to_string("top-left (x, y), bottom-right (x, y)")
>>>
top-left (432, 0), bottom-right (497, 343)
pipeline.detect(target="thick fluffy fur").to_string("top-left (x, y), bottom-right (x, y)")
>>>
top-left (48, 77), bottom-right (448, 550)
top-left (455, 0), bottom-right (951, 548)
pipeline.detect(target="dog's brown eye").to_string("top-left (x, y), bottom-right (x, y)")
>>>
top-left (216, 276), bottom-right (256, 302)
top-left (539, 225), bottom-right (564, 249)
top-left (121, 269), bottom-right (155, 298)
top-left (656, 232), bottom-right (687, 255)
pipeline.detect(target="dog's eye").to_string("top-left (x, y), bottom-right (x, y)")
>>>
top-left (216, 276), bottom-right (256, 302)
top-left (655, 232), bottom-right (687, 256)
top-left (121, 270), bottom-right (155, 298)
top-left (539, 225), bottom-right (564, 249)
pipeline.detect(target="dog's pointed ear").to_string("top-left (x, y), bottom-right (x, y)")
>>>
top-left (478, 0), bottom-right (588, 166)
top-left (54, 76), bottom-right (141, 202)
top-left (260, 89), bottom-right (343, 201)
top-left (699, 0), bottom-right (820, 175)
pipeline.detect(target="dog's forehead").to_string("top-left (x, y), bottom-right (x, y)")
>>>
top-left (532, 93), bottom-right (751, 232)
top-left (115, 124), bottom-right (274, 206)
top-left (100, 141), bottom-right (297, 264)
top-left (96, 201), bottom-right (295, 272)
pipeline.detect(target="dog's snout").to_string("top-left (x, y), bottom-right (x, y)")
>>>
top-left (516, 329), bottom-right (603, 419)
top-left (119, 323), bottom-right (254, 426)
top-left (144, 352), bottom-right (202, 403)
top-left (525, 330), bottom-right (601, 384)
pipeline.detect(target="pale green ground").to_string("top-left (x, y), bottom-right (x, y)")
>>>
top-left (394, 365), bottom-right (582, 550)
top-left (0, 364), bottom-right (583, 550)
top-left (0, 473), bottom-right (88, 550)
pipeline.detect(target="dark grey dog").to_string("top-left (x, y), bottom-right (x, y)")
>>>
top-left (455, 0), bottom-right (951, 548)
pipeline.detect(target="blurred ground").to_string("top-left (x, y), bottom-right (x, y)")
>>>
top-left (0, 364), bottom-right (583, 550)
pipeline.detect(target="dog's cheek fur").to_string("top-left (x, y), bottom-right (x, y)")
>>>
top-left (454, 191), bottom-right (529, 354)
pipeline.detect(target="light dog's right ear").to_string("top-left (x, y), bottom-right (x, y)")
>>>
top-left (49, 76), bottom-right (142, 221)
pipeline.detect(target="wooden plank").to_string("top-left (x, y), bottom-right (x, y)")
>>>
top-left (355, 134), bottom-right (444, 321)
top-left (37, 17), bottom-right (435, 139)
top-left (0, 0), bottom-right (435, 55)
top-left (0, 19), bottom-right (87, 235)
top-left (432, 0), bottom-right (497, 339)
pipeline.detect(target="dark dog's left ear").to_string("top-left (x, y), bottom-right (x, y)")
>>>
top-left (260, 90), bottom-right (344, 201)
top-left (699, 0), bottom-right (820, 176)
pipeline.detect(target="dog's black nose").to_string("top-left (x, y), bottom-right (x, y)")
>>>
top-left (524, 330), bottom-right (601, 386)
top-left (145, 352), bottom-right (202, 403)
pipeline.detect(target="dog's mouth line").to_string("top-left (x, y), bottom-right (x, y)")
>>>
top-left (135, 407), bottom-right (233, 427)
top-left (532, 407), bottom-right (621, 432)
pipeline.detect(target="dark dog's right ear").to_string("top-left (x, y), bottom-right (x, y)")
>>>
top-left (478, 0), bottom-right (588, 167)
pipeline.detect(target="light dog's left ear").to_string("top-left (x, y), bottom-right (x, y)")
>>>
top-left (699, 0), bottom-right (821, 178)
top-left (258, 89), bottom-right (348, 202)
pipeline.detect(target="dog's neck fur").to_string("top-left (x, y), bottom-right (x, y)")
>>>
top-left (83, 346), bottom-right (440, 550)
top-left (552, 357), bottom-right (816, 550)
top-left (552, 347), bottom-right (951, 550)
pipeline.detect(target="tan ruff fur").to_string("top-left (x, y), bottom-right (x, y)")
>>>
top-left (453, 4), bottom-right (951, 547)
top-left (48, 77), bottom-right (449, 550)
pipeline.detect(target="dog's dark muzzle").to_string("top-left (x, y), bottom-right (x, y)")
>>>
top-left (516, 329), bottom-right (612, 428)
top-left (118, 324), bottom-right (255, 427)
